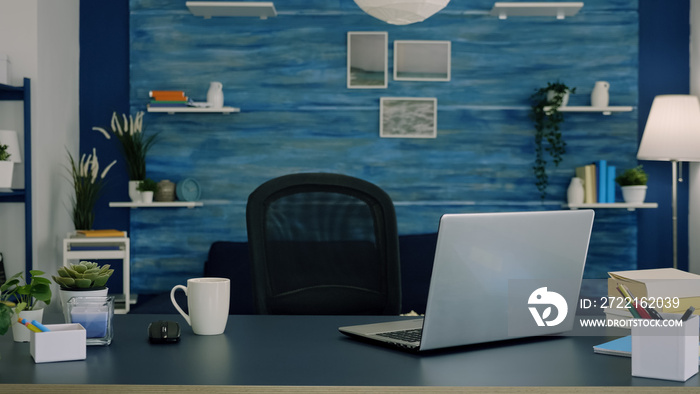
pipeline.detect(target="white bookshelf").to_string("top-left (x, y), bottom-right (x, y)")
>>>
top-left (544, 105), bottom-right (634, 115)
top-left (564, 202), bottom-right (658, 211)
top-left (147, 106), bottom-right (240, 114)
top-left (109, 202), bottom-right (203, 209)
top-left (186, 1), bottom-right (277, 19)
top-left (490, 2), bottom-right (583, 20)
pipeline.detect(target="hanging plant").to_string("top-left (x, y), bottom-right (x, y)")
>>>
top-left (530, 81), bottom-right (576, 200)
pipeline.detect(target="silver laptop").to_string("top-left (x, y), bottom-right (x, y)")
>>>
top-left (339, 210), bottom-right (595, 352)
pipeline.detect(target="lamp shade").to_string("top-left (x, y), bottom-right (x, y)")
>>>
top-left (353, 0), bottom-right (450, 25)
top-left (637, 95), bottom-right (700, 162)
top-left (0, 130), bottom-right (21, 163)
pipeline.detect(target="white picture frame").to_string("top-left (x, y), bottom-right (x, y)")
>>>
top-left (380, 97), bottom-right (437, 139)
top-left (347, 32), bottom-right (388, 89)
top-left (393, 40), bottom-right (451, 82)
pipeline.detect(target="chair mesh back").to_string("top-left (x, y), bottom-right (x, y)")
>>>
top-left (247, 173), bottom-right (401, 315)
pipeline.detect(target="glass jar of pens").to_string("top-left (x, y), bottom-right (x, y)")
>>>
top-left (64, 296), bottom-right (114, 346)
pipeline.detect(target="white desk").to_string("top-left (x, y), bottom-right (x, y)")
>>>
top-left (62, 234), bottom-right (131, 313)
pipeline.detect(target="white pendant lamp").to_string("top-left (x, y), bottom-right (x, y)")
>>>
top-left (353, 0), bottom-right (451, 25)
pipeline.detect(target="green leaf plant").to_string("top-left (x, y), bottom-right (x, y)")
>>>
top-left (530, 81), bottom-right (576, 200)
top-left (0, 270), bottom-right (53, 335)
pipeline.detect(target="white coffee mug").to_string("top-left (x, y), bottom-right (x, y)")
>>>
top-left (171, 277), bottom-right (230, 335)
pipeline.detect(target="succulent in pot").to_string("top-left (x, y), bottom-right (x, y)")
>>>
top-left (52, 261), bottom-right (114, 290)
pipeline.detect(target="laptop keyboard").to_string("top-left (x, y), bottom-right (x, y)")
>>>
top-left (377, 328), bottom-right (422, 343)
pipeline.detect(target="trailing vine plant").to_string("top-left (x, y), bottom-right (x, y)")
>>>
top-left (529, 81), bottom-right (576, 200)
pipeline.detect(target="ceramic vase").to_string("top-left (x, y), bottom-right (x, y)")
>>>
top-left (155, 179), bottom-right (176, 202)
top-left (567, 177), bottom-right (585, 205)
top-left (207, 81), bottom-right (224, 108)
top-left (591, 81), bottom-right (610, 107)
top-left (12, 308), bottom-right (44, 342)
top-left (621, 185), bottom-right (647, 204)
top-left (128, 180), bottom-right (142, 203)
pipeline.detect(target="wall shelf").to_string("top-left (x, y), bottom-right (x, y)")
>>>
top-left (490, 2), bottom-right (584, 20)
top-left (543, 106), bottom-right (634, 115)
top-left (0, 79), bottom-right (32, 277)
top-left (109, 202), bottom-right (203, 209)
top-left (564, 202), bottom-right (658, 211)
top-left (147, 106), bottom-right (240, 114)
top-left (186, 1), bottom-right (277, 19)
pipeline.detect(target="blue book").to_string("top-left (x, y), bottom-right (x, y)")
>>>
top-left (596, 160), bottom-right (607, 203)
top-left (607, 166), bottom-right (616, 203)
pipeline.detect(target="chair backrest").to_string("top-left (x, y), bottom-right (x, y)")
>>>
top-left (246, 173), bottom-right (401, 315)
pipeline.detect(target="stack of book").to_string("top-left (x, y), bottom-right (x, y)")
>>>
top-left (148, 90), bottom-right (188, 109)
top-left (605, 268), bottom-right (700, 322)
top-left (74, 229), bottom-right (126, 238)
top-left (575, 160), bottom-right (616, 203)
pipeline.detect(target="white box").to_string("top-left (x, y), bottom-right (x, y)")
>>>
top-left (632, 314), bottom-right (699, 382)
top-left (30, 323), bottom-right (87, 363)
top-left (0, 54), bottom-right (9, 85)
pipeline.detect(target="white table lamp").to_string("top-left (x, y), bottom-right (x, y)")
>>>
top-left (637, 95), bottom-right (700, 269)
top-left (353, 0), bottom-right (450, 25)
top-left (0, 130), bottom-right (21, 163)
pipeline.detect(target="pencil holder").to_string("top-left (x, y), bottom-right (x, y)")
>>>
top-left (30, 323), bottom-right (86, 363)
top-left (631, 314), bottom-right (699, 382)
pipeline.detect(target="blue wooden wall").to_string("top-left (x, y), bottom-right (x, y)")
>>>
top-left (128, 0), bottom-right (639, 293)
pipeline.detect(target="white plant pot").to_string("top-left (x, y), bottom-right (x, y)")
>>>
top-left (59, 287), bottom-right (109, 322)
top-left (12, 308), bottom-right (44, 342)
top-left (128, 180), bottom-right (142, 203)
top-left (141, 191), bottom-right (154, 203)
top-left (621, 185), bottom-right (647, 204)
top-left (547, 89), bottom-right (570, 107)
top-left (0, 161), bottom-right (14, 189)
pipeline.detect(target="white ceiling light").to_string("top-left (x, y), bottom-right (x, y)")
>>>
top-left (353, 0), bottom-right (451, 25)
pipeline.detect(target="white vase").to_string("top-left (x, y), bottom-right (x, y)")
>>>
top-left (621, 185), bottom-right (647, 204)
top-left (12, 308), bottom-right (44, 342)
top-left (591, 81), bottom-right (610, 107)
top-left (207, 81), bottom-right (224, 108)
top-left (128, 180), bottom-right (142, 203)
top-left (59, 287), bottom-right (109, 322)
top-left (567, 177), bottom-right (585, 205)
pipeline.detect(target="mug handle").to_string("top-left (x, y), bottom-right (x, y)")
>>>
top-left (170, 285), bottom-right (190, 326)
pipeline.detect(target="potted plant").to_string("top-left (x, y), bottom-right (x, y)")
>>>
top-left (0, 144), bottom-right (13, 188)
top-left (616, 165), bottom-right (648, 203)
top-left (52, 261), bottom-right (114, 317)
top-left (0, 270), bottom-right (52, 342)
top-left (530, 81), bottom-right (577, 200)
top-left (137, 178), bottom-right (158, 203)
top-left (93, 111), bottom-right (158, 202)
top-left (68, 148), bottom-right (116, 231)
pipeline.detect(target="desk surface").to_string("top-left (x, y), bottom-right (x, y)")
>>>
top-left (0, 314), bottom-right (697, 391)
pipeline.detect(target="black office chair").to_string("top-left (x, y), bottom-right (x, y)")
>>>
top-left (246, 173), bottom-right (401, 315)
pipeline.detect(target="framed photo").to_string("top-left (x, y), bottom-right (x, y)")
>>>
top-left (347, 32), bottom-right (388, 89)
top-left (394, 40), bottom-right (451, 81)
top-left (380, 97), bottom-right (437, 139)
